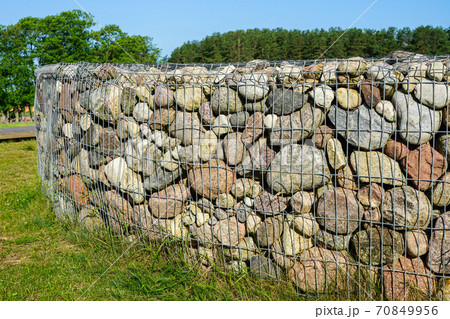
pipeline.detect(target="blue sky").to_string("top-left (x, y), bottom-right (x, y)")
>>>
top-left (1, 0), bottom-right (449, 58)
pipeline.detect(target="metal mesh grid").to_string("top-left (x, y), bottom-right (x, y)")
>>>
top-left (34, 53), bottom-right (450, 300)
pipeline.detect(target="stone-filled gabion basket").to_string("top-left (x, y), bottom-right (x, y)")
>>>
top-left (34, 52), bottom-right (450, 300)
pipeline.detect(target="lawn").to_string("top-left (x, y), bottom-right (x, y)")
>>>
top-left (0, 139), bottom-right (307, 301)
top-left (0, 122), bottom-right (35, 129)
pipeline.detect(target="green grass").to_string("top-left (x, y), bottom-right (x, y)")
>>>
top-left (0, 139), bottom-right (307, 300)
top-left (0, 122), bottom-right (34, 129)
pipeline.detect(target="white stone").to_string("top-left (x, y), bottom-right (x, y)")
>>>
top-left (414, 79), bottom-right (449, 109)
top-left (62, 123), bottom-right (73, 139)
top-left (133, 102), bottom-right (153, 122)
top-left (375, 100), bottom-right (396, 122)
top-left (104, 157), bottom-right (129, 188)
top-left (309, 85), bottom-right (335, 111)
top-left (427, 61), bottom-right (445, 81)
top-left (244, 197), bottom-right (254, 208)
top-left (79, 115), bottom-right (91, 131)
top-left (264, 114), bottom-right (278, 130)
top-left (212, 114), bottom-right (232, 136)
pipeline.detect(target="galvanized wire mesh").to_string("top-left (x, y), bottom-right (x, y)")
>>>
top-left (34, 52), bottom-right (450, 300)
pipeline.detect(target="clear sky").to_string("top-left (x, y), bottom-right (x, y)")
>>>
top-left (0, 0), bottom-right (449, 58)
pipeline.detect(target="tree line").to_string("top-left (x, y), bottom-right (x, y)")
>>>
top-left (169, 26), bottom-right (450, 63)
top-left (0, 10), bottom-right (160, 118)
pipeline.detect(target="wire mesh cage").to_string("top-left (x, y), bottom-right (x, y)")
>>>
top-left (34, 52), bottom-right (450, 300)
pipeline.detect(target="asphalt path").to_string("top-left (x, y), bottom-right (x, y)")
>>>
top-left (0, 125), bottom-right (36, 140)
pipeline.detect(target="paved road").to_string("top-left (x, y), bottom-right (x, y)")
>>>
top-left (0, 126), bottom-right (36, 140)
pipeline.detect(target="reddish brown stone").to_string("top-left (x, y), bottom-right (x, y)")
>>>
top-left (241, 112), bottom-right (264, 145)
top-left (383, 139), bottom-right (409, 161)
top-left (254, 191), bottom-right (287, 215)
top-left (188, 160), bottom-right (234, 200)
top-left (198, 101), bottom-right (215, 125)
top-left (149, 107), bottom-right (176, 130)
top-left (213, 216), bottom-right (246, 246)
top-left (400, 143), bottom-right (447, 191)
top-left (302, 62), bottom-right (323, 80)
top-left (357, 183), bottom-right (385, 208)
top-left (95, 63), bottom-right (117, 81)
top-left (360, 81), bottom-right (381, 107)
top-left (149, 184), bottom-right (191, 219)
top-left (316, 187), bottom-right (362, 234)
top-left (98, 127), bottom-right (121, 157)
top-left (61, 174), bottom-right (90, 209)
top-left (383, 256), bottom-right (435, 301)
top-left (59, 82), bottom-right (74, 122)
top-left (312, 125), bottom-right (335, 149)
top-left (154, 84), bottom-right (174, 107)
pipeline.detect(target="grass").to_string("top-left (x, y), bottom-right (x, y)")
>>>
top-left (0, 139), bottom-right (306, 301)
top-left (0, 122), bottom-right (34, 129)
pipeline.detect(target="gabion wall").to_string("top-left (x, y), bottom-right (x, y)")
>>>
top-left (34, 52), bottom-right (450, 300)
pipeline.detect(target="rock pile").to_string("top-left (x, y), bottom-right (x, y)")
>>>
top-left (34, 52), bottom-right (450, 300)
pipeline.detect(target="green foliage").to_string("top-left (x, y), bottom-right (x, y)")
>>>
top-left (0, 10), bottom-right (161, 114)
top-left (169, 26), bottom-right (450, 63)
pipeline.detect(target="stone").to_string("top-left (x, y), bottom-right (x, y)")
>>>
top-left (237, 73), bottom-right (269, 102)
top-left (270, 103), bottom-right (324, 146)
top-left (133, 102), bottom-right (153, 122)
top-left (290, 191), bottom-right (314, 215)
top-left (148, 184), bottom-right (191, 219)
top-left (103, 157), bottom-right (129, 188)
top-left (246, 212), bottom-right (262, 235)
top-left (125, 139), bottom-right (162, 176)
top-left (61, 175), bottom-right (90, 209)
top-left (154, 84), bottom-right (174, 107)
top-left (88, 85), bottom-right (121, 123)
top-left (169, 111), bottom-right (205, 146)
top-left (328, 104), bottom-right (395, 151)
top-left (254, 191), bottom-right (287, 216)
top-left (405, 229), bottom-right (429, 258)
top-left (213, 216), bottom-right (245, 246)
top-left (267, 144), bottom-right (330, 194)
top-left (278, 225), bottom-right (313, 256)
top-left (392, 91), bottom-right (442, 145)
top-left (161, 151), bottom-right (179, 171)
top-left (428, 211), bottom-right (450, 274)
top-left (198, 130), bottom-right (218, 162)
top-left (215, 193), bottom-right (236, 209)
top-left (320, 61), bottom-right (339, 83)
top-left (210, 87), bottom-right (243, 114)
top-left (228, 111), bottom-right (249, 128)
top-left (351, 226), bottom-right (404, 266)
top-left (431, 172), bottom-right (450, 207)
top-left (336, 88), bottom-right (362, 110)
top-left (241, 112), bottom-right (264, 144)
top-left (102, 190), bottom-right (135, 229)
top-left (382, 186), bottom-right (432, 230)
top-left (256, 216), bottom-right (283, 247)
top-left (362, 207), bottom-right (382, 226)
top-left (244, 97), bottom-right (268, 113)
top-left (357, 183), bottom-right (385, 208)
top-left (148, 108), bottom-right (176, 132)
top-left (360, 82), bottom-right (381, 107)
top-left (188, 159), bottom-right (234, 200)
top-left (120, 87), bottom-right (137, 115)
top-left (98, 127), bottom-right (121, 157)
top-left (383, 139), bottom-right (409, 161)
top-left (263, 114), bottom-right (278, 130)
top-left (117, 118), bottom-right (140, 139)
top-left (250, 255), bottom-right (280, 280)
top-left (238, 138), bottom-right (276, 174)
top-left (309, 85), bottom-right (334, 111)
top-left (374, 100), bottom-right (396, 122)
top-left (231, 178), bottom-right (263, 199)
top-left (427, 61), bottom-right (445, 82)
top-left (326, 138), bottom-right (347, 170)
top-left (338, 57), bottom-right (367, 76)
top-left (88, 150), bottom-right (107, 168)
top-left (79, 114), bottom-right (92, 131)
top-left (314, 228), bottom-right (352, 251)
top-left (235, 203), bottom-right (251, 223)
top-left (244, 197), bottom-right (254, 208)
top-left (414, 79), bottom-right (449, 109)
top-left (383, 257), bottom-right (435, 301)
top-left (135, 86), bottom-right (153, 106)
top-left (143, 165), bottom-right (182, 192)
top-left (227, 261), bottom-right (247, 274)
top-left (400, 142), bottom-right (447, 191)
top-left (316, 187), bottom-right (362, 234)
top-left (223, 237), bottom-right (258, 261)
top-left (312, 125), bottom-right (335, 150)
top-left (174, 85), bottom-right (206, 111)
top-left (292, 214), bottom-right (320, 237)
top-left (350, 151), bottom-right (406, 186)
top-left (198, 101), bottom-right (215, 125)
top-left (266, 88), bottom-right (307, 116)
top-left (62, 123), bottom-right (73, 138)
top-left (288, 247), bottom-right (357, 293)
top-left (222, 132), bottom-right (245, 166)
top-left (211, 114), bottom-right (232, 136)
